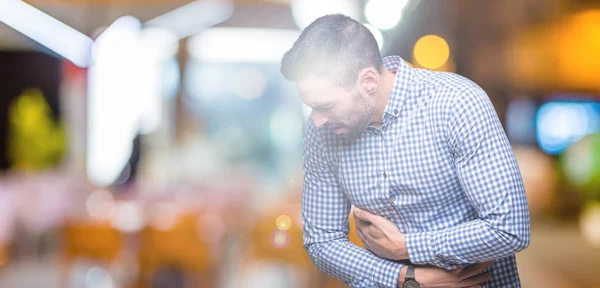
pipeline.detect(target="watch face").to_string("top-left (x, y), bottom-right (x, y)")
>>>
top-left (402, 279), bottom-right (421, 288)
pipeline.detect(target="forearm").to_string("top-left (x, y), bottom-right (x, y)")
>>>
top-left (306, 238), bottom-right (404, 287)
top-left (405, 214), bottom-right (530, 270)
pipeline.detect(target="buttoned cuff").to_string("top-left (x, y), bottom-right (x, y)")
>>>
top-left (405, 231), bottom-right (438, 265)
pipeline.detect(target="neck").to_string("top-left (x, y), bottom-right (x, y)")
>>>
top-left (370, 68), bottom-right (396, 128)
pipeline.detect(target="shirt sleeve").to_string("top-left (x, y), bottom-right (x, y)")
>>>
top-left (302, 116), bottom-right (405, 287)
top-left (404, 84), bottom-right (531, 270)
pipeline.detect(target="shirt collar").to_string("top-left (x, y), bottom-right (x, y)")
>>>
top-left (382, 56), bottom-right (414, 119)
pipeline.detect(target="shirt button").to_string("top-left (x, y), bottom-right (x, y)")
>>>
top-left (394, 109), bottom-right (399, 115)
top-left (383, 172), bottom-right (387, 178)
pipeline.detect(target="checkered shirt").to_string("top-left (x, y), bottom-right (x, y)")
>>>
top-left (302, 56), bottom-right (531, 287)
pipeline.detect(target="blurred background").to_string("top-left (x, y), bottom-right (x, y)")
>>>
top-left (0, 0), bottom-right (600, 287)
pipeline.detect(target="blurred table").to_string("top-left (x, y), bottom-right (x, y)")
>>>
top-left (517, 220), bottom-right (600, 288)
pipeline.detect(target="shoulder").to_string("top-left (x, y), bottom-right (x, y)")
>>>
top-left (414, 69), bottom-right (491, 114)
top-left (417, 69), bottom-right (482, 97)
top-left (412, 70), bottom-right (497, 146)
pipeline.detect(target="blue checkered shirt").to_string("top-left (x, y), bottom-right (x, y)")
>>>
top-left (302, 56), bottom-right (530, 287)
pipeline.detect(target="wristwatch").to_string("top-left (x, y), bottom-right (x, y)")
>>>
top-left (402, 265), bottom-right (421, 288)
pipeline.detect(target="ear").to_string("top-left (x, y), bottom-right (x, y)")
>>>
top-left (357, 67), bottom-right (379, 94)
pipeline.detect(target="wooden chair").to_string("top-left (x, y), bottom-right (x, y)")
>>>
top-left (60, 220), bottom-right (123, 287)
top-left (137, 212), bottom-right (216, 288)
top-left (0, 243), bottom-right (7, 268)
top-left (237, 201), bottom-right (320, 288)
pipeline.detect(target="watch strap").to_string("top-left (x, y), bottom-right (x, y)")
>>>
top-left (406, 265), bottom-right (416, 280)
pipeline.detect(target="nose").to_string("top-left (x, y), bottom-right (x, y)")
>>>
top-left (312, 112), bottom-right (328, 128)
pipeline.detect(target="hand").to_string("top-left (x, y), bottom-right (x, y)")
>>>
top-left (353, 207), bottom-right (408, 260)
top-left (400, 261), bottom-right (494, 288)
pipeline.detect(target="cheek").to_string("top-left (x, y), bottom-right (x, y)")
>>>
top-left (332, 103), bottom-right (355, 118)
top-left (321, 107), bottom-right (342, 122)
top-left (334, 105), bottom-right (361, 123)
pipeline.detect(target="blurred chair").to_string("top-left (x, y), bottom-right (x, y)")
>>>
top-left (60, 220), bottom-right (123, 287)
top-left (240, 204), bottom-right (319, 288)
top-left (239, 199), bottom-right (365, 288)
top-left (0, 243), bottom-right (7, 269)
top-left (137, 212), bottom-right (216, 288)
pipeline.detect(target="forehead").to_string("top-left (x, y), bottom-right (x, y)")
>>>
top-left (296, 75), bottom-right (348, 107)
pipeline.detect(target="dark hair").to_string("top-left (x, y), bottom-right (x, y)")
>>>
top-left (280, 14), bottom-right (382, 89)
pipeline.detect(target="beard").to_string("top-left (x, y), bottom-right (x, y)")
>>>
top-left (326, 91), bottom-right (374, 140)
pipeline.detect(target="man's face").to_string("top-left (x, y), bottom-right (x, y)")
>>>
top-left (297, 74), bottom-right (374, 140)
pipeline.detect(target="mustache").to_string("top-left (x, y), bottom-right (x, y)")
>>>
top-left (324, 121), bottom-right (344, 129)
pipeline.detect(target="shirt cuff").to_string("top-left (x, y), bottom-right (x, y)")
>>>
top-left (405, 231), bottom-right (438, 265)
top-left (372, 259), bottom-right (403, 288)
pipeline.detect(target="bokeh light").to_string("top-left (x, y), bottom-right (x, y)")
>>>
top-left (365, 0), bottom-right (408, 30)
top-left (537, 102), bottom-right (600, 155)
top-left (580, 201), bottom-right (600, 248)
top-left (233, 67), bottom-right (267, 100)
top-left (561, 134), bottom-right (600, 201)
top-left (189, 28), bottom-right (299, 63)
top-left (137, 27), bottom-right (178, 61)
top-left (555, 10), bottom-right (600, 91)
top-left (291, 0), bottom-right (360, 30)
top-left (275, 215), bottom-right (292, 231)
top-left (364, 23), bottom-right (384, 51)
top-left (148, 202), bottom-right (179, 231)
top-left (84, 266), bottom-right (114, 288)
top-left (87, 16), bottom-right (143, 187)
top-left (270, 230), bottom-right (290, 249)
top-left (110, 201), bottom-right (144, 233)
top-left (413, 34), bottom-right (450, 70)
top-left (86, 189), bottom-right (116, 220)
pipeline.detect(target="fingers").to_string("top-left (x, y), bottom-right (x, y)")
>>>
top-left (460, 272), bottom-right (491, 287)
top-left (354, 208), bottom-right (377, 224)
top-left (459, 260), bottom-right (494, 279)
top-left (355, 218), bottom-right (383, 241)
top-left (353, 213), bottom-right (370, 227)
top-left (353, 208), bottom-right (369, 221)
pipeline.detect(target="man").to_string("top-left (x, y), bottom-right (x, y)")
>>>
top-left (280, 14), bottom-right (530, 288)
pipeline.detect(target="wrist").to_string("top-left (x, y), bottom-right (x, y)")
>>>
top-left (394, 234), bottom-right (409, 259)
top-left (397, 265), bottom-right (408, 288)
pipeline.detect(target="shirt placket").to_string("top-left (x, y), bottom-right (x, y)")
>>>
top-left (384, 113), bottom-right (407, 227)
top-left (379, 117), bottom-right (398, 219)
